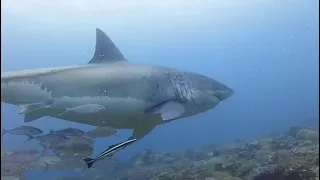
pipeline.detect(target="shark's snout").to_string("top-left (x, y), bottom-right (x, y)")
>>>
top-left (214, 86), bottom-right (234, 101)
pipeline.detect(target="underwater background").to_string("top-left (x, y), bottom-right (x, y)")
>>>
top-left (1, 0), bottom-right (319, 180)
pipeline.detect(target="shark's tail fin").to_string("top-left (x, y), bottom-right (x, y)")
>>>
top-left (82, 157), bottom-right (95, 168)
top-left (88, 28), bottom-right (126, 64)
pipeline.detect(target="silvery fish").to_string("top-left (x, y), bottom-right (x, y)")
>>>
top-left (41, 136), bottom-right (94, 151)
top-left (83, 138), bottom-right (137, 168)
top-left (59, 136), bottom-right (94, 146)
top-left (9, 147), bottom-right (41, 155)
top-left (1, 176), bottom-right (24, 180)
top-left (55, 176), bottom-right (87, 180)
top-left (52, 143), bottom-right (94, 158)
top-left (50, 127), bottom-right (84, 137)
top-left (55, 151), bottom-right (94, 160)
top-left (1, 162), bottom-right (25, 176)
top-left (25, 133), bottom-right (68, 143)
top-left (50, 157), bottom-right (87, 171)
top-left (1, 126), bottom-right (43, 140)
top-left (1, 148), bottom-right (14, 157)
top-left (28, 155), bottom-right (62, 171)
top-left (1, 153), bottom-right (37, 164)
top-left (58, 104), bottom-right (106, 116)
top-left (84, 126), bottom-right (117, 138)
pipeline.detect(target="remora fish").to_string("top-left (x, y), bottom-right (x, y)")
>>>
top-left (57, 104), bottom-right (106, 116)
top-left (83, 138), bottom-right (137, 168)
top-left (1, 28), bottom-right (234, 142)
top-left (84, 126), bottom-right (117, 138)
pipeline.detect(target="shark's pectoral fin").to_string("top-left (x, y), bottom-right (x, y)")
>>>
top-left (23, 111), bottom-right (46, 122)
top-left (19, 103), bottom-right (49, 114)
top-left (88, 28), bottom-right (127, 64)
top-left (145, 100), bottom-right (185, 121)
top-left (130, 124), bottom-right (156, 140)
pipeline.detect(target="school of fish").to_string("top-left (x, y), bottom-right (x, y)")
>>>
top-left (1, 125), bottom-right (128, 179)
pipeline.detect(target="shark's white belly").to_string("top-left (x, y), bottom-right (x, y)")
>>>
top-left (53, 95), bottom-right (159, 128)
top-left (58, 95), bottom-right (151, 115)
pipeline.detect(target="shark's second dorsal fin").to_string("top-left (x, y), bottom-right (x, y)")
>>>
top-left (88, 28), bottom-right (126, 64)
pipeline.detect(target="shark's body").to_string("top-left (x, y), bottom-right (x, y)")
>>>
top-left (1, 28), bottom-right (233, 139)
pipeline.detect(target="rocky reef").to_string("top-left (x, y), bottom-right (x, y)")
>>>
top-left (108, 126), bottom-right (319, 180)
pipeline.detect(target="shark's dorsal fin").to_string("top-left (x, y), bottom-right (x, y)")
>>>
top-left (88, 28), bottom-right (126, 64)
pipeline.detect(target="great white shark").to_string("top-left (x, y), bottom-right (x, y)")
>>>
top-left (1, 28), bottom-right (234, 140)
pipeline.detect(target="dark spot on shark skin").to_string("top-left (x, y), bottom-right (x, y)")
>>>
top-left (40, 84), bottom-right (46, 90)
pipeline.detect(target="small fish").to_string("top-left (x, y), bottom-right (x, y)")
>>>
top-left (84, 126), bottom-right (117, 138)
top-left (2, 126), bottom-right (43, 140)
top-left (1, 148), bottom-right (14, 157)
top-left (28, 155), bottom-right (62, 171)
top-left (58, 104), bottom-right (106, 116)
top-left (55, 150), bottom-right (93, 160)
top-left (1, 176), bottom-right (24, 180)
top-left (1, 153), bottom-right (37, 164)
top-left (50, 128), bottom-right (84, 137)
top-left (59, 136), bottom-right (94, 146)
top-left (41, 136), bottom-right (94, 152)
top-left (55, 176), bottom-right (87, 180)
top-left (83, 138), bottom-right (137, 168)
top-left (25, 133), bottom-right (68, 143)
top-left (1, 162), bottom-right (25, 176)
top-left (50, 157), bottom-right (87, 171)
top-left (50, 143), bottom-right (94, 158)
top-left (9, 147), bottom-right (40, 155)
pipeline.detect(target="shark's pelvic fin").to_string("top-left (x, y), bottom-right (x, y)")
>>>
top-left (88, 28), bottom-right (126, 64)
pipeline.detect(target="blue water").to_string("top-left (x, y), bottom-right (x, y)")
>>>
top-left (1, 1), bottom-right (319, 179)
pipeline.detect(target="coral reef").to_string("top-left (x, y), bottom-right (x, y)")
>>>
top-left (109, 126), bottom-right (319, 180)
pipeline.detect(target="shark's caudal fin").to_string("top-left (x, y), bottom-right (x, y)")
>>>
top-left (88, 28), bottom-right (126, 64)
